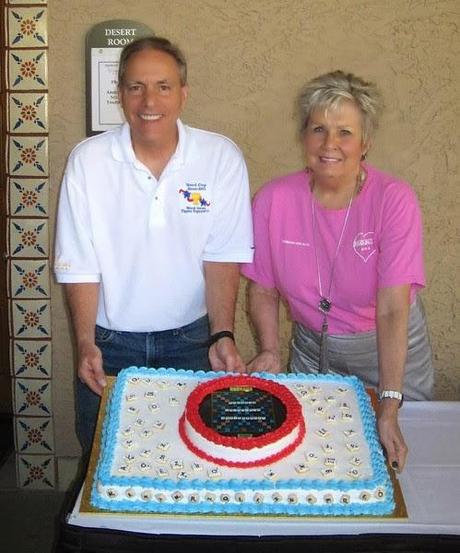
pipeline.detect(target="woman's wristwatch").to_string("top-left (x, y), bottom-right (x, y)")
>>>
top-left (377, 390), bottom-right (404, 407)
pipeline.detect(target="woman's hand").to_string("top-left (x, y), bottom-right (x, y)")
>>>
top-left (247, 350), bottom-right (282, 374)
top-left (375, 285), bottom-right (410, 471)
top-left (246, 281), bottom-right (282, 374)
top-left (377, 400), bottom-right (408, 472)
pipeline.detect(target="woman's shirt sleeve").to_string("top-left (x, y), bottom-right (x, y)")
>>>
top-left (241, 186), bottom-right (277, 289)
top-left (377, 180), bottom-right (425, 291)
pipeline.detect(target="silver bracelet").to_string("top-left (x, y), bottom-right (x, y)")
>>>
top-left (377, 390), bottom-right (404, 407)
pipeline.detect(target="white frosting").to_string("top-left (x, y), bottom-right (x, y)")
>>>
top-left (98, 483), bottom-right (384, 507)
top-left (182, 416), bottom-right (302, 463)
top-left (92, 370), bottom-right (393, 515)
top-left (109, 375), bottom-right (372, 483)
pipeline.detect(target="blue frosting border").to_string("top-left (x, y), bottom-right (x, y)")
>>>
top-left (91, 367), bottom-right (395, 516)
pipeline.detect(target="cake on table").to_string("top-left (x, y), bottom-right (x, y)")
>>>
top-left (90, 367), bottom-right (394, 516)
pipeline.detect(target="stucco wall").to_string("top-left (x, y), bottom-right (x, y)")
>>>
top-left (49, 0), bottom-right (459, 457)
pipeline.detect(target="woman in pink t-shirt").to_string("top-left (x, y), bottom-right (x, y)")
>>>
top-left (242, 71), bottom-right (433, 472)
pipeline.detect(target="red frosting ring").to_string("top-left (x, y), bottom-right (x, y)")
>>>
top-left (178, 412), bottom-right (305, 468)
top-left (179, 375), bottom-right (306, 466)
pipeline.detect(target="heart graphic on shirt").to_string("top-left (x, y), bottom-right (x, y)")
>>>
top-left (353, 232), bottom-right (376, 263)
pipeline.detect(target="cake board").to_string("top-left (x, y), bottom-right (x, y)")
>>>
top-left (79, 376), bottom-right (407, 522)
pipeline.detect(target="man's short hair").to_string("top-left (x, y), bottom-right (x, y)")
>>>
top-left (118, 36), bottom-right (187, 86)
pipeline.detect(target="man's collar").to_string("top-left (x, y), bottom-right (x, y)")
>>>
top-left (111, 120), bottom-right (187, 169)
top-left (110, 123), bottom-right (135, 164)
top-left (172, 119), bottom-right (186, 166)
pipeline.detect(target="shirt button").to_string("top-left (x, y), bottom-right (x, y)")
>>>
top-left (147, 176), bottom-right (152, 180)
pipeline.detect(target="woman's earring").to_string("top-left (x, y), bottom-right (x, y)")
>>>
top-left (361, 152), bottom-right (367, 161)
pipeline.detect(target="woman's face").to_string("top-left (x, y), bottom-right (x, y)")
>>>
top-left (303, 100), bottom-right (368, 186)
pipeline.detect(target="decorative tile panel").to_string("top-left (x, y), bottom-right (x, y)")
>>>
top-left (9, 259), bottom-right (50, 298)
top-left (8, 49), bottom-right (47, 90)
top-left (8, 136), bottom-right (48, 176)
top-left (8, 8), bottom-right (48, 48)
top-left (5, 2), bottom-right (53, 491)
top-left (11, 340), bottom-right (52, 378)
top-left (12, 300), bottom-right (51, 338)
top-left (16, 417), bottom-right (54, 454)
top-left (8, 177), bottom-right (49, 217)
top-left (9, 218), bottom-right (48, 257)
top-left (17, 455), bottom-right (55, 489)
top-left (14, 378), bottom-right (52, 416)
top-left (8, 92), bottom-right (48, 133)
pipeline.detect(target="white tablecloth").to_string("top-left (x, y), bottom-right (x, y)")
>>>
top-left (67, 401), bottom-right (460, 536)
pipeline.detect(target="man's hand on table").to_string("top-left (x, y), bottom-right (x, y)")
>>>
top-left (209, 338), bottom-right (247, 374)
top-left (77, 341), bottom-right (107, 396)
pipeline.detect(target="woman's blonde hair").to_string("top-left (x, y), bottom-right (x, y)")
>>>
top-left (297, 70), bottom-right (383, 144)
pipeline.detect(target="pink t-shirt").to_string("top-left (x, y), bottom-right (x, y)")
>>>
top-left (241, 165), bottom-right (425, 334)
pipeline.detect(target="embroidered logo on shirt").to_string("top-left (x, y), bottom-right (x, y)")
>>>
top-left (178, 183), bottom-right (210, 213)
top-left (353, 232), bottom-right (376, 263)
top-left (54, 260), bottom-right (71, 271)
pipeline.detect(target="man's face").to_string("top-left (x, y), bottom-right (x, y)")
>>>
top-left (119, 48), bottom-right (188, 151)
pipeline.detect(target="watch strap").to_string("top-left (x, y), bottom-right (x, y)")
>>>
top-left (208, 331), bottom-right (235, 347)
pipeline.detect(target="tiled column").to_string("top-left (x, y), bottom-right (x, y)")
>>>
top-left (5, 1), bottom-right (54, 489)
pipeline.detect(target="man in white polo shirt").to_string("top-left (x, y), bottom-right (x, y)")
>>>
top-left (54, 36), bottom-right (253, 453)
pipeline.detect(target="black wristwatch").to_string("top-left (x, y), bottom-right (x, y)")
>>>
top-left (207, 331), bottom-right (235, 347)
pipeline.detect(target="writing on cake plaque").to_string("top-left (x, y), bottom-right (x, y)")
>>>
top-left (199, 386), bottom-right (286, 437)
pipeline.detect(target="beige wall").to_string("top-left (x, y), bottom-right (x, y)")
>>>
top-left (49, 0), bottom-right (460, 456)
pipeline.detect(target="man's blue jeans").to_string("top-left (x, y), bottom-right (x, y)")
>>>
top-left (76, 315), bottom-right (210, 454)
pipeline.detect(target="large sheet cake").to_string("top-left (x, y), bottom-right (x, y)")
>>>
top-left (91, 367), bottom-right (394, 516)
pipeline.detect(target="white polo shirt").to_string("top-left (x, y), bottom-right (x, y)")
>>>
top-left (54, 121), bottom-right (253, 332)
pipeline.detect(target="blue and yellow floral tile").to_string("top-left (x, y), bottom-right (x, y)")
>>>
top-left (9, 218), bottom-right (48, 258)
top-left (8, 177), bottom-right (48, 217)
top-left (8, 7), bottom-right (48, 48)
top-left (8, 92), bottom-right (48, 133)
top-left (8, 49), bottom-right (47, 90)
top-left (8, 136), bottom-right (48, 176)
top-left (9, 259), bottom-right (50, 299)
top-left (14, 377), bottom-right (52, 417)
top-left (12, 299), bottom-right (51, 338)
top-left (17, 454), bottom-right (55, 489)
top-left (11, 339), bottom-right (52, 378)
top-left (16, 417), bottom-right (54, 455)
